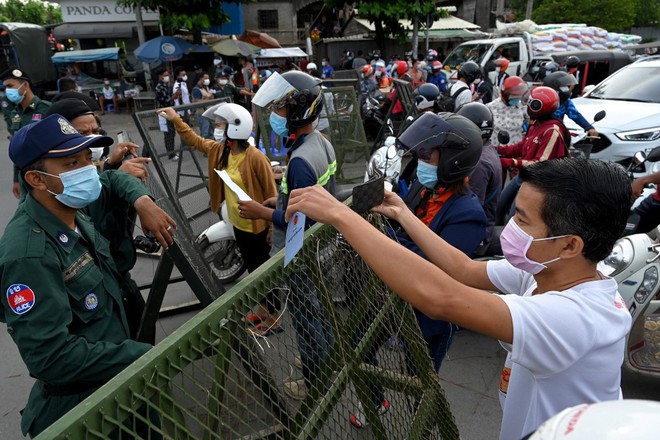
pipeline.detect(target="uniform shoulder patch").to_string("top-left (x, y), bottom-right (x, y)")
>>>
top-left (2, 101), bottom-right (7, 108)
top-left (6, 284), bottom-right (36, 315)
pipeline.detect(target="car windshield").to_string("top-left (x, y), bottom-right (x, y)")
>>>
top-left (443, 44), bottom-right (493, 69)
top-left (587, 65), bottom-right (660, 103)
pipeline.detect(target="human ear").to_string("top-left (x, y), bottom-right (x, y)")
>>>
top-left (559, 235), bottom-right (584, 260)
top-left (23, 170), bottom-right (48, 191)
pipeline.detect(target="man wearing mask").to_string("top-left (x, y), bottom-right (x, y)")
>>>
top-left (449, 61), bottom-right (480, 111)
top-left (172, 66), bottom-right (191, 130)
top-left (1, 69), bottom-right (51, 199)
top-left (98, 78), bottom-right (119, 114)
top-left (192, 72), bottom-right (215, 139)
top-left (0, 115), bottom-right (164, 437)
top-left (154, 67), bottom-right (178, 160)
top-left (214, 66), bottom-right (254, 103)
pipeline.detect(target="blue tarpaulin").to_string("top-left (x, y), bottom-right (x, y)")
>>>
top-left (207, 3), bottom-right (244, 35)
top-left (52, 47), bottom-right (120, 64)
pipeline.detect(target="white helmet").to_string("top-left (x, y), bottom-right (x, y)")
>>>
top-left (202, 102), bottom-right (252, 140)
top-left (527, 400), bottom-right (660, 440)
top-left (307, 62), bottom-right (318, 71)
top-left (375, 59), bottom-right (386, 69)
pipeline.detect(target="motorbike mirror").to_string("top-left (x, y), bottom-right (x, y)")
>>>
top-left (646, 146), bottom-right (660, 163)
top-left (498, 130), bottom-right (510, 145)
top-left (593, 110), bottom-right (606, 123)
top-left (632, 151), bottom-right (647, 166)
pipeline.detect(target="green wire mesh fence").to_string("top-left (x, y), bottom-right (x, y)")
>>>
top-left (36, 99), bottom-right (460, 440)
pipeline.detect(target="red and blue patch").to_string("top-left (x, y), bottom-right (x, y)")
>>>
top-left (32, 113), bottom-right (43, 121)
top-left (6, 284), bottom-right (36, 315)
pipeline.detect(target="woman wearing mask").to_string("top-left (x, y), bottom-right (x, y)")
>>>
top-left (158, 103), bottom-right (280, 331)
top-left (487, 76), bottom-right (530, 148)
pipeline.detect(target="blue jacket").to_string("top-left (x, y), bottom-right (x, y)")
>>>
top-left (394, 182), bottom-right (487, 337)
top-left (554, 99), bottom-right (593, 131)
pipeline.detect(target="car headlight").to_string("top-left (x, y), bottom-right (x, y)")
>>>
top-left (601, 240), bottom-right (634, 275)
top-left (635, 266), bottom-right (658, 304)
top-left (615, 127), bottom-right (660, 141)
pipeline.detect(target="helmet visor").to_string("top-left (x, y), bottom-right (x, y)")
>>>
top-left (396, 113), bottom-right (470, 160)
top-left (252, 72), bottom-right (297, 110)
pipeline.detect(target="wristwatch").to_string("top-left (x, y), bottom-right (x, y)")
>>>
top-left (104, 158), bottom-right (122, 170)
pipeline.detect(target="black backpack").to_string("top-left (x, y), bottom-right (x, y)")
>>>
top-left (436, 85), bottom-right (467, 113)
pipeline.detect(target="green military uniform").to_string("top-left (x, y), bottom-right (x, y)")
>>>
top-left (2, 96), bottom-right (51, 182)
top-left (0, 191), bottom-right (151, 436)
top-left (82, 170), bottom-right (150, 339)
top-left (214, 83), bottom-right (241, 102)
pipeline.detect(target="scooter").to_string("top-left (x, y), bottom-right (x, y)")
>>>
top-left (196, 160), bottom-right (285, 284)
top-left (364, 118), bottom-right (402, 191)
top-left (568, 110), bottom-right (606, 159)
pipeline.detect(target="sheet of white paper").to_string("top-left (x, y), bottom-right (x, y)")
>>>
top-left (284, 212), bottom-right (305, 267)
top-left (215, 169), bottom-right (252, 201)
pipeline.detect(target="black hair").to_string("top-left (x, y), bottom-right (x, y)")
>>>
top-left (519, 158), bottom-right (632, 262)
top-left (218, 139), bottom-right (250, 170)
top-left (59, 78), bottom-right (77, 92)
top-left (20, 158), bottom-right (46, 191)
top-left (155, 67), bottom-right (168, 77)
top-left (174, 66), bottom-right (185, 77)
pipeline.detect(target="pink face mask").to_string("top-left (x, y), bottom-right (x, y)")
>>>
top-left (500, 218), bottom-right (569, 274)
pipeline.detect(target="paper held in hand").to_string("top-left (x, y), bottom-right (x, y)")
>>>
top-left (215, 169), bottom-right (252, 201)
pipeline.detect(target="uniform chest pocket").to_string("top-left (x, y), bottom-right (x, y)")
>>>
top-left (65, 254), bottom-right (107, 324)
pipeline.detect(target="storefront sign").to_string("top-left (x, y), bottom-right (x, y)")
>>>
top-left (60, 0), bottom-right (160, 23)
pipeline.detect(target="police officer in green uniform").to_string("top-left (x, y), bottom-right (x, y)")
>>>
top-left (0, 68), bottom-right (51, 199)
top-left (0, 114), bottom-right (167, 437)
top-left (45, 99), bottom-right (174, 339)
top-left (214, 66), bottom-right (254, 102)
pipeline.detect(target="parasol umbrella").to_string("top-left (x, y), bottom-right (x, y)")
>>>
top-left (134, 35), bottom-right (211, 63)
top-left (211, 39), bottom-right (260, 57)
top-left (237, 30), bottom-right (281, 49)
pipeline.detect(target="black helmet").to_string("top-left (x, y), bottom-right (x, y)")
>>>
top-left (566, 55), bottom-right (580, 69)
top-left (370, 49), bottom-right (381, 59)
top-left (253, 71), bottom-right (324, 130)
top-left (456, 102), bottom-right (494, 139)
top-left (414, 83), bottom-right (440, 111)
top-left (396, 112), bottom-right (483, 185)
top-left (542, 71), bottom-right (578, 101)
top-left (458, 61), bottom-right (481, 83)
top-left (540, 61), bottom-right (560, 77)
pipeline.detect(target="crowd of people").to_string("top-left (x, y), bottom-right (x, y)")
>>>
top-left (0, 43), bottom-right (656, 440)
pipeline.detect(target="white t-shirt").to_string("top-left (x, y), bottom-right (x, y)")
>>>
top-left (487, 258), bottom-right (631, 440)
top-left (173, 81), bottom-right (190, 116)
top-left (449, 81), bottom-right (472, 111)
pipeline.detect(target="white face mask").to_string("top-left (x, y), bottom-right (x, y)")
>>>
top-left (162, 76), bottom-right (170, 83)
top-left (213, 128), bottom-right (225, 143)
top-left (203, 79), bottom-right (210, 86)
top-left (218, 79), bottom-right (228, 86)
top-left (104, 80), bottom-right (110, 85)
top-left (181, 75), bottom-right (188, 82)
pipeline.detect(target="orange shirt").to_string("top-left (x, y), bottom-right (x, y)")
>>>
top-left (416, 187), bottom-right (456, 226)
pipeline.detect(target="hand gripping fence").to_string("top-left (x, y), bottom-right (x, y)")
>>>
top-left (36, 99), bottom-right (461, 440)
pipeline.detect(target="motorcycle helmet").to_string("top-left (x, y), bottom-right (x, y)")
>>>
top-left (500, 76), bottom-right (529, 104)
top-left (458, 61), bottom-right (481, 83)
top-left (252, 71), bottom-right (324, 129)
top-left (361, 64), bottom-right (374, 77)
top-left (395, 60), bottom-right (408, 76)
top-left (565, 55), bottom-right (580, 70)
top-left (345, 50), bottom-right (354, 60)
top-left (426, 48), bottom-right (438, 62)
top-left (540, 61), bottom-right (560, 77)
top-left (542, 71), bottom-right (578, 101)
top-left (375, 59), bottom-right (386, 69)
top-left (525, 400), bottom-right (660, 440)
top-left (456, 102), bottom-right (494, 139)
top-left (397, 112), bottom-right (483, 185)
top-left (414, 83), bottom-right (440, 111)
top-left (201, 102), bottom-right (253, 140)
top-left (494, 57), bottom-right (510, 72)
top-left (432, 60), bottom-right (443, 71)
top-left (306, 62), bottom-right (318, 71)
top-left (526, 86), bottom-right (559, 118)
top-left (370, 49), bottom-right (381, 60)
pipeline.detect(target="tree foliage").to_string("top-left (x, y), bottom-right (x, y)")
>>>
top-left (509, 0), bottom-right (646, 32)
top-left (0, 0), bottom-right (62, 25)
top-left (118, 0), bottom-right (244, 42)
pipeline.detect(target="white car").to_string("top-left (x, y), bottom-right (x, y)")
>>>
top-left (567, 56), bottom-right (660, 176)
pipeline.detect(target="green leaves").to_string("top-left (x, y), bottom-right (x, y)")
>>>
top-left (0, 0), bottom-right (62, 25)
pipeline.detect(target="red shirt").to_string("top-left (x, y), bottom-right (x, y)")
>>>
top-left (497, 118), bottom-right (569, 169)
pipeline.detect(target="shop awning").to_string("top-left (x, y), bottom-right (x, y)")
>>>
top-left (52, 47), bottom-right (120, 64)
top-left (256, 47), bottom-right (308, 58)
top-left (53, 22), bottom-right (159, 39)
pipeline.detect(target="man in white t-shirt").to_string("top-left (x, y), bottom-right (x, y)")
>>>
top-left (282, 158), bottom-right (633, 440)
top-left (450, 61), bottom-right (481, 111)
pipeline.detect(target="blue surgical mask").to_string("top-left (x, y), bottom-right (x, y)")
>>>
top-left (508, 98), bottom-right (521, 107)
top-left (269, 112), bottom-right (289, 137)
top-left (6, 83), bottom-right (26, 104)
top-left (416, 161), bottom-right (438, 189)
top-left (213, 128), bottom-right (225, 143)
top-left (39, 164), bottom-right (102, 209)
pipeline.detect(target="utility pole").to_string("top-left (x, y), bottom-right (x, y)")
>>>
top-left (526, 0), bottom-right (534, 19)
top-left (135, 3), bottom-right (152, 91)
top-left (496, 0), bottom-right (505, 20)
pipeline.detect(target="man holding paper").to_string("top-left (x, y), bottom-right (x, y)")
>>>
top-left (239, 71), bottom-right (338, 401)
top-left (158, 104), bottom-right (279, 330)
